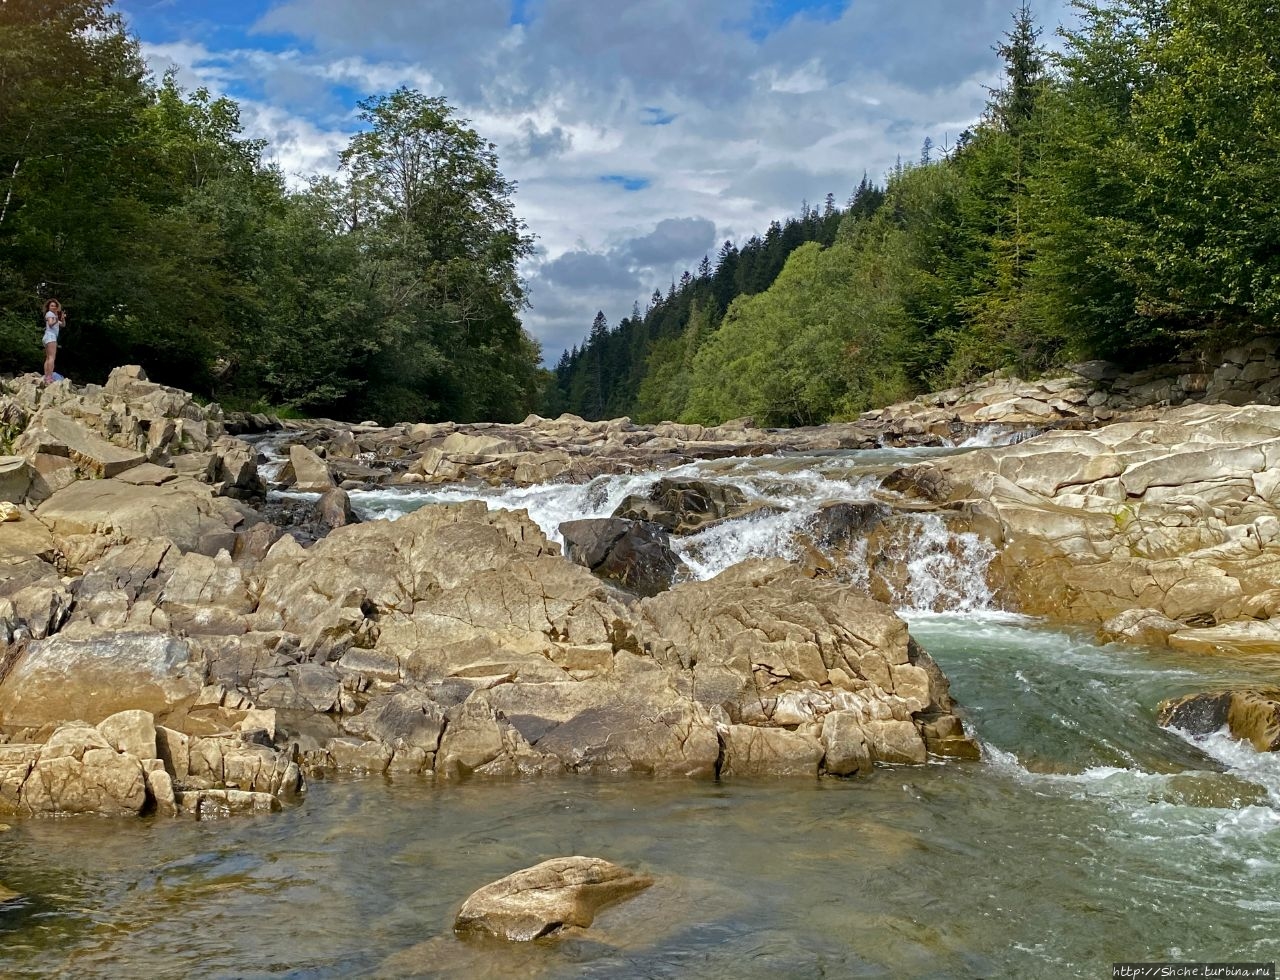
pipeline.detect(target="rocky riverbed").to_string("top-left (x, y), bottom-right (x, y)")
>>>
top-left (2, 368), bottom-right (980, 820)
top-left (4, 355), bottom-right (1280, 823)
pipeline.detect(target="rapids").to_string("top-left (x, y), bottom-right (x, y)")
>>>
top-left (3, 445), bottom-right (1278, 978)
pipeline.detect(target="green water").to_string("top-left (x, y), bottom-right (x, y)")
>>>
top-left (3, 614), bottom-right (1278, 979)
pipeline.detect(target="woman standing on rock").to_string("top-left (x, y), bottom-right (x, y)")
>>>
top-left (42, 298), bottom-right (65, 383)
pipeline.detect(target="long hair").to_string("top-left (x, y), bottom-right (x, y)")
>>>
top-left (44, 299), bottom-right (61, 314)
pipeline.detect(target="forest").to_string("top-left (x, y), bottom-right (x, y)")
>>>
top-left (4, 1), bottom-right (1276, 427)
top-left (551, 0), bottom-right (1280, 426)
top-left (0, 0), bottom-right (542, 423)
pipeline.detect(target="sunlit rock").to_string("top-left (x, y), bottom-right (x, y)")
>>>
top-left (454, 856), bottom-right (653, 941)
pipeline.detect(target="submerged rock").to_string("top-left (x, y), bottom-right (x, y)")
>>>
top-left (1157, 689), bottom-right (1280, 752)
top-left (454, 856), bottom-right (653, 941)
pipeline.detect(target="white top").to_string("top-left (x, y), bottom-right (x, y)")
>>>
top-left (43, 310), bottom-right (61, 345)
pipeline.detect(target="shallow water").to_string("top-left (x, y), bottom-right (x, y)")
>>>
top-left (4, 449), bottom-right (1279, 978)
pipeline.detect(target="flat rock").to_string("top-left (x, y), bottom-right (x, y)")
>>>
top-left (35, 477), bottom-right (242, 557)
top-left (116, 462), bottom-right (178, 486)
top-left (14, 409), bottom-right (145, 478)
top-left (454, 856), bottom-right (653, 941)
top-left (0, 628), bottom-right (202, 727)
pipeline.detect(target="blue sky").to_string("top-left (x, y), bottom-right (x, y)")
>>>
top-left (117, 0), bottom-right (1073, 359)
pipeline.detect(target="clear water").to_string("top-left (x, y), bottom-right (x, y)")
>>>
top-left (4, 448), bottom-right (1279, 978)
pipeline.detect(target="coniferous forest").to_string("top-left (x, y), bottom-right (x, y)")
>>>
top-left (552, 0), bottom-right (1280, 426)
top-left (3, 1), bottom-right (1278, 427)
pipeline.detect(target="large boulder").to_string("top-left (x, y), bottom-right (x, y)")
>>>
top-left (283, 444), bottom-right (335, 493)
top-left (454, 857), bottom-right (653, 941)
top-left (13, 410), bottom-right (146, 479)
top-left (2, 722), bottom-right (148, 817)
top-left (559, 517), bottom-right (688, 596)
top-left (35, 477), bottom-right (244, 563)
top-left (612, 478), bottom-right (753, 534)
top-left (0, 628), bottom-right (203, 728)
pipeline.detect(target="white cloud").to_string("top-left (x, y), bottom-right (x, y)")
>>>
top-left (132, 0), bottom-right (1078, 360)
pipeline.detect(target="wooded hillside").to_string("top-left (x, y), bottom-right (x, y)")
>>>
top-left (551, 0), bottom-right (1280, 426)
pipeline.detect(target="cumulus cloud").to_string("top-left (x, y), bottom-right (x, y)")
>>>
top-left (620, 217), bottom-right (717, 268)
top-left (540, 250), bottom-right (642, 292)
top-left (128, 0), bottom-right (1079, 360)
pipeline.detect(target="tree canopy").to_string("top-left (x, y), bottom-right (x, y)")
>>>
top-left (0, 2), bottom-right (542, 423)
top-left (552, 0), bottom-right (1279, 425)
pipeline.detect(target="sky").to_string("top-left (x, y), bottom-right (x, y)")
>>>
top-left (114, 0), bottom-right (1074, 362)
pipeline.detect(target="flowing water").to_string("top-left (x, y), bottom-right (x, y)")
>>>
top-left (3, 444), bottom-right (1279, 978)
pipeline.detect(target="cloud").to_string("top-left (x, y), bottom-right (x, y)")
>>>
top-left (508, 120), bottom-right (573, 160)
top-left (123, 0), bottom-right (1080, 362)
top-left (620, 217), bottom-right (717, 268)
top-left (540, 250), bottom-right (642, 292)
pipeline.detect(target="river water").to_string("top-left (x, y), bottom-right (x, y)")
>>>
top-left (3, 446), bottom-right (1279, 978)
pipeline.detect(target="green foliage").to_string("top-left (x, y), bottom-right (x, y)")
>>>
top-left (566, 0), bottom-right (1278, 426)
top-left (0, 8), bottom-right (541, 423)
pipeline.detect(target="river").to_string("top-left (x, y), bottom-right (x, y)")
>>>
top-left (3, 446), bottom-right (1278, 978)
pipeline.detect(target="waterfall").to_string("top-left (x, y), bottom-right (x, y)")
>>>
top-left (277, 448), bottom-right (999, 615)
top-left (868, 513), bottom-right (997, 614)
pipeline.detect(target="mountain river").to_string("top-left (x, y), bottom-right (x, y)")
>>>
top-left (2, 443), bottom-right (1278, 978)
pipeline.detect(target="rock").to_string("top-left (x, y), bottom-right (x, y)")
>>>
top-left (612, 478), bottom-right (752, 534)
top-left (0, 456), bottom-right (32, 503)
top-left (559, 517), bottom-right (688, 597)
top-left (0, 629), bottom-right (202, 727)
top-left (0, 501), bottom-right (20, 522)
top-left (116, 462), bottom-right (178, 486)
top-left (12, 722), bottom-right (148, 816)
top-left (175, 788), bottom-right (283, 817)
top-left (13, 409), bottom-right (146, 478)
top-left (454, 857), bottom-right (653, 941)
top-left (1157, 689), bottom-right (1280, 751)
top-left (805, 501), bottom-right (889, 549)
top-left (718, 724), bottom-right (824, 778)
top-left (286, 444), bottom-right (335, 492)
top-left (0, 883), bottom-right (19, 904)
top-left (316, 487), bottom-right (355, 529)
top-left (821, 710), bottom-right (871, 776)
top-left (36, 477), bottom-right (244, 560)
top-left (97, 709), bottom-right (158, 760)
top-left (1099, 608), bottom-right (1183, 646)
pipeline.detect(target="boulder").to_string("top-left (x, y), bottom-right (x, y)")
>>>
top-left (286, 444), bottom-right (335, 492)
top-left (316, 487), bottom-right (356, 529)
top-left (454, 857), bottom-right (653, 941)
top-left (36, 478), bottom-right (244, 560)
top-left (559, 517), bottom-right (688, 596)
top-left (1099, 608), bottom-right (1183, 646)
top-left (0, 628), bottom-right (203, 728)
top-left (13, 409), bottom-right (146, 478)
top-left (1157, 689), bottom-right (1280, 752)
top-left (805, 501), bottom-right (889, 549)
top-left (6, 722), bottom-right (148, 816)
top-left (612, 478), bottom-right (752, 534)
top-left (0, 456), bottom-right (32, 503)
